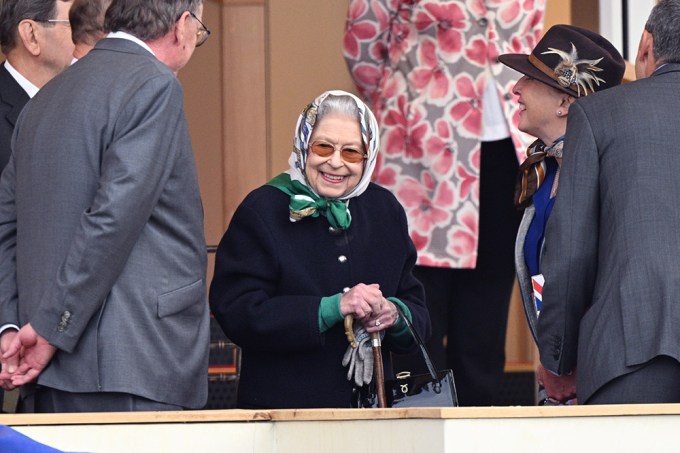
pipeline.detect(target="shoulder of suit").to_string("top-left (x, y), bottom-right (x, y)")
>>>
top-left (575, 78), bottom-right (636, 110)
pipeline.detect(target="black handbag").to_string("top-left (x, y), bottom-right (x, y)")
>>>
top-left (354, 305), bottom-right (458, 408)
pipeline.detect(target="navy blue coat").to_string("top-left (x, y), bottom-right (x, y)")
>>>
top-left (210, 182), bottom-right (429, 408)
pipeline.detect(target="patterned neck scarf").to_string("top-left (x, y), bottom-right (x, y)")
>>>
top-left (267, 90), bottom-right (379, 230)
top-left (514, 136), bottom-right (564, 208)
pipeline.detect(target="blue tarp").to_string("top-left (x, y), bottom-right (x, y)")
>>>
top-left (0, 425), bottom-right (71, 452)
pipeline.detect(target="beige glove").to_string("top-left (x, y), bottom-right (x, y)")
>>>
top-left (342, 324), bottom-right (373, 387)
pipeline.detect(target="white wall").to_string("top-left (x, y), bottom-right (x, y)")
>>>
top-left (599, 0), bottom-right (656, 62)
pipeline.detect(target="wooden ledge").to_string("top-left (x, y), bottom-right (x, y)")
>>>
top-left (4, 404), bottom-right (680, 426)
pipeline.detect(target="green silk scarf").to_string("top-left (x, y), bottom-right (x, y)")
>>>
top-left (267, 173), bottom-right (352, 230)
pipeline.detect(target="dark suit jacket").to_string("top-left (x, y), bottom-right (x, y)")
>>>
top-left (0, 38), bottom-right (209, 408)
top-left (537, 64), bottom-right (680, 402)
top-left (0, 63), bottom-right (29, 172)
top-left (209, 182), bottom-right (429, 409)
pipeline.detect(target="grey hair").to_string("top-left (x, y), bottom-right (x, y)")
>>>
top-left (104, 0), bottom-right (203, 42)
top-left (0, 0), bottom-right (68, 54)
top-left (645, 0), bottom-right (680, 64)
top-left (316, 94), bottom-right (361, 124)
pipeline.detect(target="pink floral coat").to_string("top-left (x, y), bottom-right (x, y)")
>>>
top-left (344, 0), bottom-right (544, 268)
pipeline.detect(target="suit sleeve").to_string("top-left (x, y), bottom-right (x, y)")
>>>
top-left (30, 75), bottom-right (188, 352)
top-left (343, 0), bottom-right (392, 102)
top-left (537, 102), bottom-right (599, 375)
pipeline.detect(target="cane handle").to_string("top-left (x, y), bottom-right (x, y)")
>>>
top-left (344, 315), bottom-right (357, 348)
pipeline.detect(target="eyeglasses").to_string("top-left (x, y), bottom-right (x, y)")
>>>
top-left (35, 19), bottom-right (71, 27)
top-left (189, 11), bottom-right (211, 47)
top-left (309, 141), bottom-right (367, 164)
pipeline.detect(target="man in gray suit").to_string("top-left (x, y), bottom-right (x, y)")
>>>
top-left (0, 0), bottom-right (211, 412)
top-left (0, 0), bottom-right (74, 413)
top-left (536, 0), bottom-right (680, 404)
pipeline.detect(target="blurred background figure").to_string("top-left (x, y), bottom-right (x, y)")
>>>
top-left (69, 0), bottom-right (112, 61)
top-left (344, 0), bottom-right (544, 406)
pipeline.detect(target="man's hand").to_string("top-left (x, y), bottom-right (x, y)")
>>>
top-left (0, 329), bottom-right (19, 390)
top-left (3, 323), bottom-right (57, 386)
top-left (537, 364), bottom-right (577, 403)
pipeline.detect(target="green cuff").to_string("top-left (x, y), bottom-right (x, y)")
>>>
top-left (318, 293), bottom-right (344, 333)
top-left (385, 297), bottom-right (413, 347)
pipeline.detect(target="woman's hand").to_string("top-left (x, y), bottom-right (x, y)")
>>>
top-left (340, 283), bottom-right (383, 319)
top-left (363, 299), bottom-right (399, 333)
top-left (340, 283), bottom-right (399, 332)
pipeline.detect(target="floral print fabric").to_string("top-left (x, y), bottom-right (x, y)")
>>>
top-left (344, 0), bottom-right (544, 268)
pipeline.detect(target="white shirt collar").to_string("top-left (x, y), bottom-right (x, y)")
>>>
top-left (106, 31), bottom-right (156, 56)
top-left (3, 60), bottom-right (39, 98)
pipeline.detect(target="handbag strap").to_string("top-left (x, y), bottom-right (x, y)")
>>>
top-left (394, 304), bottom-right (438, 381)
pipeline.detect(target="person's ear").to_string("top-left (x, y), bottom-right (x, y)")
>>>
top-left (635, 29), bottom-right (656, 79)
top-left (17, 20), bottom-right (41, 56)
top-left (174, 11), bottom-right (192, 49)
top-left (556, 95), bottom-right (575, 118)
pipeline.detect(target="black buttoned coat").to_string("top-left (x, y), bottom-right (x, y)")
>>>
top-left (209, 182), bottom-right (429, 408)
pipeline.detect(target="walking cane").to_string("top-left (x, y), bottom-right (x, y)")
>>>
top-left (344, 315), bottom-right (387, 408)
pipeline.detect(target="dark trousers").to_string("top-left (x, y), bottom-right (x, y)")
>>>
top-left (585, 355), bottom-right (680, 404)
top-left (392, 138), bottom-right (522, 406)
top-left (18, 386), bottom-right (184, 413)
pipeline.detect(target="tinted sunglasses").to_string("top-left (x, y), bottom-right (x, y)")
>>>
top-left (309, 140), bottom-right (367, 164)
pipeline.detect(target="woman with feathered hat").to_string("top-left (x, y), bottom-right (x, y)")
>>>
top-left (498, 24), bottom-right (625, 401)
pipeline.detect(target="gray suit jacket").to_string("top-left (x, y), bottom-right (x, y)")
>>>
top-left (537, 64), bottom-right (680, 402)
top-left (0, 38), bottom-right (209, 408)
top-left (0, 63), bottom-right (29, 172)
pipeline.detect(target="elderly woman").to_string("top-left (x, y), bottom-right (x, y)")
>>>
top-left (498, 25), bottom-right (625, 399)
top-left (209, 90), bottom-right (429, 409)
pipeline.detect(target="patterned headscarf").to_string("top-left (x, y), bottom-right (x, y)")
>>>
top-left (268, 90), bottom-right (380, 229)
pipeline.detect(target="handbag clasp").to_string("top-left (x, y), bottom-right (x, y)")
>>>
top-left (396, 371), bottom-right (411, 395)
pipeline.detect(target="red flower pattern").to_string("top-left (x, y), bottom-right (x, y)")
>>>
top-left (344, 0), bottom-right (379, 60)
top-left (449, 72), bottom-right (484, 137)
top-left (409, 38), bottom-right (453, 102)
top-left (446, 202), bottom-right (479, 267)
top-left (382, 96), bottom-right (429, 160)
top-left (397, 176), bottom-right (454, 236)
top-left (424, 119), bottom-right (456, 176)
top-left (414, 2), bottom-right (468, 56)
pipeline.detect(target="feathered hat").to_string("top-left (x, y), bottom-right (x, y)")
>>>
top-left (498, 24), bottom-right (625, 97)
